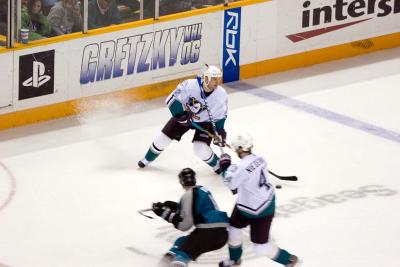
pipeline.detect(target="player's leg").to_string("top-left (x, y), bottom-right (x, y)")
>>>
top-left (159, 236), bottom-right (187, 266)
top-left (250, 214), bottom-right (300, 266)
top-left (219, 207), bottom-right (249, 267)
top-left (139, 117), bottom-right (190, 168)
top-left (171, 228), bottom-right (228, 266)
top-left (138, 132), bottom-right (172, 168)
top-left (192, 123), bottom-right (220, 173)
top-left (252, 243), bottom-right (300, 267)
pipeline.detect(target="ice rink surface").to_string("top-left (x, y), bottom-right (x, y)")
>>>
top-left (1, 47), bottom-right (400, 267)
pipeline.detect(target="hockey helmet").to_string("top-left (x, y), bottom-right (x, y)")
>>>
top-left (178, 168), bottom-right (197, 186)
top-left (231, 133), bottom-right (253, 152)
top-left (202, 65), bottom-right (222, 85)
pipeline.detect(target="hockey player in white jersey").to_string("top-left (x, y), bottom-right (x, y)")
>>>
top-left (138, 65), bottom-right (228, 173)
top-left (217, 133), bottom-right (300, 267)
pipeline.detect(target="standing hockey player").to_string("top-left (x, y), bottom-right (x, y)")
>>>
top-left (217, 133), bottom-right (300, 267)
top-left (138, 65), bottom-right (228, 173)
top-left (152, 168), bottom-right (229, 266)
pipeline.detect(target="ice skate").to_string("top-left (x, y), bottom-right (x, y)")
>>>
top-left (158, 252), bottom-right (174, 267)
top-left (138, 158), bottom-right (149, 168)
top-left (286, 255), bottom-right (301, 267)
top-left (218, 259), bottom-right (241, 267)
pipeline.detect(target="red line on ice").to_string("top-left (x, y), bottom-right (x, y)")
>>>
top-left (0, 161), bottom-right (16, 213)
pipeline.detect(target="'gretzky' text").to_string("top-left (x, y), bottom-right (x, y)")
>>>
top-left (80, 23), bottom-right (202, 84)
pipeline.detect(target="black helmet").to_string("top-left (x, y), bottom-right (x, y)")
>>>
top-left (178, 168), bottom-right (196, 186)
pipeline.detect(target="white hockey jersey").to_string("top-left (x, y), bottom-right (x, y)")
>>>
top-left (222, 154), bottom-right (275, 217)
top-left (165, 78), bottom-right (228, 123)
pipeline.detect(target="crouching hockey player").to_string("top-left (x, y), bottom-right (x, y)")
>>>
top-left (217, 133), bottom-right (301, 267)
top-left (152, 168), bottom-right (229, 266)
top-left (138, 65), bottom-right (228, 173)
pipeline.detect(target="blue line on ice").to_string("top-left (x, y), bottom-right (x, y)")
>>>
top-left (229, 81), bottom-right (400, 144)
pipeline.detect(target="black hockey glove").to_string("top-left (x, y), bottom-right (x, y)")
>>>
top-left (163, 200), bottom-right (178, 212)
top-left (173, 112), bottom-right (192, 127)
top-left (152, 202), bottom-right (164, 216)
top-left (219, 153), bottom-right (231, 172)
top-left (152, 202), bottom-right (183, 226)
top-left (213, 129), bottom-right (227, 147)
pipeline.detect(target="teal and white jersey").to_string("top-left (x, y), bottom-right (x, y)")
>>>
top-left (222, 154), bottom-right (275, 217)
top-left (176, 185), bottom-right (229, 231)
top-left (165, 78), bottom-right (228, 124)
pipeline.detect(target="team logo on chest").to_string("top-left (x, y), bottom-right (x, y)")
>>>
top-left (185, 97), bottom-right (205, 115)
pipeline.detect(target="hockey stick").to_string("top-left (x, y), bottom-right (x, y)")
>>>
top-left (268, 170), bottom-right (298, 181)
top-left (192, 121), bottom-right (298, 181)
top-left (197, 77), bottom-right (225, 154)
top-left (137, 208), bottom-right (155, 219)
top-left (191, 121), bottom-right (232, 150)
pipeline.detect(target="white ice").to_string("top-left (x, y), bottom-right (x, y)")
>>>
top-left (0, 47), bottom-right (400, 267)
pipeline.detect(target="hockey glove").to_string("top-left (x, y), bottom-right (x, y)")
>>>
top-left (213, 129), bottom-right (227, 147)
top-left (173, 112), bottom-right (192, 127)
top-left (163, 200), bottom-right (178, 212)
top-left (152, 202), bottom-right (183, 226)
top-left (152, 202), bottom-right (164, 216)
top-left (219, 153), bottom-right (231, 172)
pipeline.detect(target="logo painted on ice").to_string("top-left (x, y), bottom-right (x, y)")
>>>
top-left (22, 61), bottom-right (51, 88)
top-left (287, 0), bottom-right (400, 42)
top-left (223, 8), bottom-right (241, 83)
top-left (80, 24), bottom-right (202, 84)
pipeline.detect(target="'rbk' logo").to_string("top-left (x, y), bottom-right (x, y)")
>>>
top-left (225, 11), bottom-right (240, 66)
top-left (19, 50), bottom-right (54, 100)
top-left (287, 0), bottom-right (400, 42)
top-left (223, 8), bottom-right (241, 83)
top-left (22, 61), bottom-right (51, 88)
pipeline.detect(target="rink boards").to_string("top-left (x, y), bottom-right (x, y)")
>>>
top-left (0, 0), bottom-right (399, 130)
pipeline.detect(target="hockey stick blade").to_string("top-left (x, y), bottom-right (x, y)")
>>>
top-left (137, 208), bottom-right (154, 219)
top-left (268, 170), bottom-right (298, 181)
top-left (192, 121), bottom-right (297, 181)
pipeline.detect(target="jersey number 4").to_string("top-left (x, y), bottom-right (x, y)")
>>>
top-left (259, 170), bottom-right (272, 190)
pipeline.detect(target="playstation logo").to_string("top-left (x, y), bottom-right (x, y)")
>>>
top-left (22, 61), bottom-right (51, 88)
top-left (19, 50), bottom-right (55, 100)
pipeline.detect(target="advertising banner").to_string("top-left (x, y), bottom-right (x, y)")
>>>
top-left (12, 42), bottom-right (68, 111)
top-left (0, 53), bottom-right (12, 110)
top-left (1, 0), bottom-right (399, 119)
top-left (240, 1), bottom-right (277, 65)
top-left (276, 0), bottom-right (400, 56)
top-left (18, 50), bottom-right (55, 100)
top-left (223, 7), bottom-right (241, 83)
top-left (68, 12), bottom-right (222, 99)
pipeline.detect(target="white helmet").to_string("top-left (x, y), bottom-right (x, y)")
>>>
top-left (231, 133), bottom-right (253, 152)
top-left (202, 64), bottom-right (222, 82)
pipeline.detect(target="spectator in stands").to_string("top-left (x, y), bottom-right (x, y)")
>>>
top-left (141, 0), bottom-right (155, 19)
top-left (22, 0), bottom-right (29, 7)
top-left (22, 0), bottom-right (51, 40)
top-left (159, 0), bottom-right (191, 16)
top-left (88, 0), bottom-right (121, 30)
top-left (192, 0), bottom-right (223, 9)
top-left (117, 0), bottom-right (139, 12)
top-left (48, 0), bottom-right (82, 35)
top-left (43, 0), bottom-right (58, 15)
top-left (157, 0), bottom-right (223, 17)
top-left (203, 0), bottom-right (224, 5)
